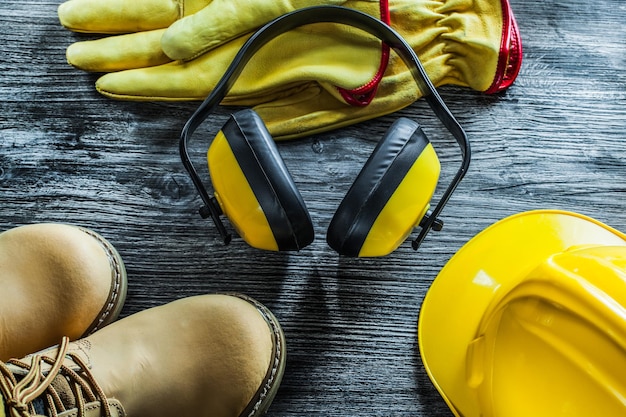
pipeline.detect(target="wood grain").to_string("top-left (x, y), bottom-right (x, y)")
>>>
top-left (1, 0), bottom-right (625, 415)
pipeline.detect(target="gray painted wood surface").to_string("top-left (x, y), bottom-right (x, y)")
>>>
top-left (1, 0), bottom-right (625, 415)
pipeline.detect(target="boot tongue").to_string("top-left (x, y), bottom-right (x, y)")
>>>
top-left (45, 342), bottom-right (92, 409)
top-left (0, 392), bottom-right (6, 417)
top-left (50, 375), bottom-right (77, 410)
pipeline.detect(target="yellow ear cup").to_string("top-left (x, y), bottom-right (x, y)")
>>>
top-left (208, 109), bottom-right (314, 251)
top-left (327, 118), bottom-right (440, 257)
top-left (208, 130), bottom-right (277, 250)
top-left (361, 143), bottom-right (439, 256)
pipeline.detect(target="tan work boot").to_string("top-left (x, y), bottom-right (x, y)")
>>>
top-left (0, 223), bottom-right (127, 361)
top-left (0, 294), bottom-right (286, 417)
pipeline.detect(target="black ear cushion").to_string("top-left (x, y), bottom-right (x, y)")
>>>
top-left (223, 109), bottom-right (314, 250)
top-left (327, 117), bottom-right (430, 256)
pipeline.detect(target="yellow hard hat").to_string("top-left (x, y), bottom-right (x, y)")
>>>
top-left (418, 209), bottom-right (626, 416)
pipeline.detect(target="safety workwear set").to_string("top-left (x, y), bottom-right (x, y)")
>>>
top-left (6, 1), bottom-right (620, 417)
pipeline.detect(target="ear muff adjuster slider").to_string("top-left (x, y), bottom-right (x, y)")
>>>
top-left (419, 212), bottom-right (444, 233)
top-left (198, 196), bottom-right (223, 219)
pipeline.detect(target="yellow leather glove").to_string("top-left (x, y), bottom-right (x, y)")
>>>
top-left (58, 0), bottom-right (522, 139)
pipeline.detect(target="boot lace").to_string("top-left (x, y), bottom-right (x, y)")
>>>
top-left (0, 337), bottom-right (112, 417)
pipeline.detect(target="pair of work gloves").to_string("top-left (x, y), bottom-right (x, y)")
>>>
top-left (57, 0), bottom-right (522, 139)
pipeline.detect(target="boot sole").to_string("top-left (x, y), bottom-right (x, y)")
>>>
top-left (233, 293), bottom-right (287, 417)
top-left (78, 227), bottom-right (128, 335)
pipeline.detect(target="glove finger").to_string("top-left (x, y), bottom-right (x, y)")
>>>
top-left (161, 0), bottom-right (363, 60)
top-left (95, 35), bottom-right (249, 101)
top-left (97, 26), bottom-right (383, 100)
top-left (96, 63), bottom-right (316, 104)
top-left (67, 29), bottom-right (170, 72)
top-left (162, 0), bottom-right (284, 60)
top-left (58, 0), bottom-right (182, 33)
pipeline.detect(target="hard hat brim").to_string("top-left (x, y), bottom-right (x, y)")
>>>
top-left (417, 209), bottom-right (626, 417)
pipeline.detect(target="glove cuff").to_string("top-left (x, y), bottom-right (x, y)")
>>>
top-left (334, 0), bottom-right (523, 105)
top-left (348, 0), bottom-right (524, 96)
top-left (336, 0), bottom-right (391, 107)
top-left (433, 0), bottom-right (522, 93)
top-left (484, 0), bottom-right (523, 94)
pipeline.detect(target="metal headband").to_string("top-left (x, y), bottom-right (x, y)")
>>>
top-left (179, 5), bottom-right (471, 251)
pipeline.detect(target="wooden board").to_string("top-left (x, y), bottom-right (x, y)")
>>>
top-left (1, 0), bottom-right (625, 415)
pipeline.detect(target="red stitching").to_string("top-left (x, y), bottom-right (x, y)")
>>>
top-left (336, 0), bottom-right (391, 106)
top-left (484, 0), bottom-right (523, 94)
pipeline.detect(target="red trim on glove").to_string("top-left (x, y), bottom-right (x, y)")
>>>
top-left (336, 0), bottom-right (522, 103)
top-left (485, 0), bottom-right (523, 94)
top-left (336, 0), bottom-right (391, 106)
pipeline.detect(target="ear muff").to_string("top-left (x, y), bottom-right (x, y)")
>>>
top-left (180, 6), bottom-right (470, 253)
top-left (327, 118), bottom-right (440, 257)
top-left (208, 109), bottom-right (314, 251)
